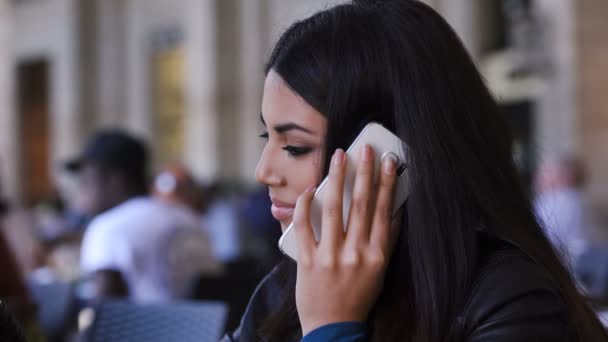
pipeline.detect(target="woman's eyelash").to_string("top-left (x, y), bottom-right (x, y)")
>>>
top-left (258, 132), bottom-right (312, 157)
top-left (282, 146), bottom-right (313, 157)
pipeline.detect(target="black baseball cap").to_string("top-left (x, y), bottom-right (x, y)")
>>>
top-left (64, 130), bottom-right (148, 176)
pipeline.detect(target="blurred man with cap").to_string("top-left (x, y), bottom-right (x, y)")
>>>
top-left (66, 130), bottom-right (149, 218)
top-left (68, 130), bottom-right (218, 302)
top-left (66, 130), bottom-right (149, 299)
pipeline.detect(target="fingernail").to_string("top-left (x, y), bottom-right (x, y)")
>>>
top-left (360, 144), bottom-right (372, 163)
top-left (383, 155), bottom-right (396, 175)
top-left (305, 186), bottom-right (316, 193)
top-left (333, 149), bottom-right (345, 166)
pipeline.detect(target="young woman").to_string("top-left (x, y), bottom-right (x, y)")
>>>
top-left (223, 0), bottom-right (607, 341)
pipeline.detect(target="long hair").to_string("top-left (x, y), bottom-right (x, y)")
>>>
top-left (260, 1), bottom-right (604, 340)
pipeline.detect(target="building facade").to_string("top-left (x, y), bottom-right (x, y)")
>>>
top-left (0, 0), bottom-right (606, 215)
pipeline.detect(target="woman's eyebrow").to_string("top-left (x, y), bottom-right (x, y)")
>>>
top-left (260, 113), bottom-right (315, 135)
top-left (274, 123), bottom-right (314, 134)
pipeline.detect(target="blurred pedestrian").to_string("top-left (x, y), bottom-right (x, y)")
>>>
top-left (66, 130), bottom-right (148, 300)
top-left (0, 199), bottom-right (44, 341)
top-left (66, 130), bottom-right (149, 219)
top-left (534, 155), bottom-right (604, 264)
top-left (201, 182), bottom-right (245, 263)
top-left (152, 163), bottom-right (203, 211)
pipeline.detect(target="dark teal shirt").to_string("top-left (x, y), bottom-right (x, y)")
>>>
top-left (301, 322), bottom-right (367, 342)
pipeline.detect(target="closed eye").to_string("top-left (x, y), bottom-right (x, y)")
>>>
top-left (282, 145), bottom-right (313, 157)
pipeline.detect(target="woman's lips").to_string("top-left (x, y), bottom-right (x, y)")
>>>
top-left (271, 201), bottom-right (295, 222)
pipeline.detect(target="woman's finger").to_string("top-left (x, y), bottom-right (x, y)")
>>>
top-left (369, 154), bottom-right (397, 251)
top-left (345, 144), bottom-right (375, 246)
top-left (294, 186), bottom-right (317, 262)
top-left (321, 149), bottom-right (347, 250)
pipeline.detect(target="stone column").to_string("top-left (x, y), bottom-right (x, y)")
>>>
top-left (183, 0), bottom-right (220, 180)
top-left (125, 0), bottom-right (152, 139)
top-left (0, 0), bottom-right (18, 201)
top-left (96, 0), bottom-right (127, 127)
top-left (53, 0), bottom-right (84, 178)
top-left (76, 0), bottom-right (99, 136)
top-left (268, 0), bottom-right (351, 49)
top-left (215, 0), bottom-right (243, 181)
top-left (576, 0), bottom-right (608, 210)
top-left (438, 0), bottom-right (481, 61)
top-left (237, 0), bottom-right (269, 183)
top-left (534, 0), bottom-right (578, 159)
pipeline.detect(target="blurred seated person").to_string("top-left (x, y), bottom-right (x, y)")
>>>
top-left (201, 182), bottom-right (246, 263)
top-left (0, 229), bottom-right (35, 322)
top-left (152, 164), bottom-right (203, 210)
top-left (534, 155), bottom-right (606, 265)
top-left (69, 131), bottom-right (219, 302)
top-left (0, 199), bottom-right (44, 341)
top-left (152, 163), bottom-right (222, 270)
top-left (1, 206), bottom-right (46, 280)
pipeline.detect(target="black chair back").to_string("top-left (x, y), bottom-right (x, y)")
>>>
top-left (190, 258), bottom-right (262, 332)
top-left (87, 300), bottom-right (228, 342)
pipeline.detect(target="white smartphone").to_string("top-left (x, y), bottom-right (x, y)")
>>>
top-left (278, 122), bottom-right (411, 261)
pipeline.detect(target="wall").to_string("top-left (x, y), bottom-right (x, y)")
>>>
top-left (95, 0), bottom-right (128, 128)
top-left (535, 0), bottom-right (578, 160)
top-left (577, 0), bottom-right (608, 211)
top-left (0, 0), bottom-right (16, 199)
top-left (123, 0), bottom-right (221, 179)
top-left (2, 0), bottom-right (605, 206)
top-left (2, 0), bottom-right (79, 203)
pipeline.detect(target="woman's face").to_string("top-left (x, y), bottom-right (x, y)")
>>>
top-left (256, 70), bottom-right (327, 231)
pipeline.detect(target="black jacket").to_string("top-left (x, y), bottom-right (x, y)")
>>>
top-left (0, 301), bottom-right (26, 342)
top-left (223, 234), bottom-right (592, 341)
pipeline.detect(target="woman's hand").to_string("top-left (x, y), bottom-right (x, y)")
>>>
top-left (294, 145), bottom-right (398, 335)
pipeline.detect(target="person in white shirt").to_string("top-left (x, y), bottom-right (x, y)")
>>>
top-left (67, 131), bottom-right (219, 302)
top-left (80, 196), bottom-right (220, 302)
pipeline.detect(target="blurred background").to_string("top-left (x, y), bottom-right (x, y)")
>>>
top-left (0, 0), bottom-right (607, 341)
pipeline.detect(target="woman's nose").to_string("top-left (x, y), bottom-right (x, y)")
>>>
top-left (255, 148), bottom-right (284, 187)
